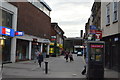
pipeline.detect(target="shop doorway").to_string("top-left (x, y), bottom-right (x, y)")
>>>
top-left (1, 37), bottom-right (11, 63)
top-left (111, 42), bottom-right (119, 71)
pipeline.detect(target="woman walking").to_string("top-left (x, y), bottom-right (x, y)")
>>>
top-left (69, 52), bottom-right (74, 62)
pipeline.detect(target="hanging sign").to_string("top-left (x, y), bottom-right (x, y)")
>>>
top-left (0, 26), bottom-right (14, 37)
top-left (15, 31), bottom-right (24, 36)
top-left (95, 30), bottom-right (102, 40)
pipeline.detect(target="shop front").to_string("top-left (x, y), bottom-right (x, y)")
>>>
top-left (102, 33), bottom-right (120, 71)
top-left (1, 2), bottom-right (18, 63)
top-left (0, 36), bottom-right (3, 68)
top-left (0, 7), bottom-right (13, 63)
top-left (31, 42), bottom-right (41, 60)
top-left (1, 37), bottom-right (11, 63)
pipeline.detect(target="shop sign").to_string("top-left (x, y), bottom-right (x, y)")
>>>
top-left (0, 26), bottom-right (14, 37)
top-left (51, 36), bottom-right (56, 38)
top-left (15, 31), bottom-right (24, 36)
top-left (50, 43), bottom-right (54, 45)
top-left (43, 39), bottom-right (50, 43)
top-left (59, 44), bottom-right (63, 48)
top-left (95, 30), bottom-right (102, 40)
top-left (91, 45), bottom-right (104, 48)
top-left (51, 38), bottom-right (56, 41)
top-left (57, 44), bottom-right (59, 47)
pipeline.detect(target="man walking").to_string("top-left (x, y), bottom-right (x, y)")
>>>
top-left (64, 51), bottom-right (69, 62)
top-left (37, 52), bottom-right (44, 67)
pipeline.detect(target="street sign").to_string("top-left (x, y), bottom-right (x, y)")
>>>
top-left (90, 30), bottom-right (96, 34)
top-left (90, 25), bottom-right (97, 30)
top-left (51, 36), bottom-right (56, 38)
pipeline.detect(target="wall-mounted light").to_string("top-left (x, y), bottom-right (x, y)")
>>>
top-left (0, 40), bottom-right (4, 46)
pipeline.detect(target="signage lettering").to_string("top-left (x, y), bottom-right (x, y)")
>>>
top-left (15, 31), bottom-right (24, 36)
top-left (95, 30), bottom-right (102, 40)
top-left (0, 26), bottom-right (14, 37)
top-left (91, 45), bottom-right (104, 48)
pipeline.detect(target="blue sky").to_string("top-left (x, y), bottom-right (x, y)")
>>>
top-left (45, 0), bottom-right (94, 37)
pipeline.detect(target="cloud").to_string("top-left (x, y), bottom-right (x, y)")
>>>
top-left (45, 0), bottom-right (94, 37)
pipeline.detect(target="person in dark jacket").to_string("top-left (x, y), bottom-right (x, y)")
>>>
top-left (64, 51), bottom-right (69, 62)
top-left (37, 52), bottom-right (43, 67)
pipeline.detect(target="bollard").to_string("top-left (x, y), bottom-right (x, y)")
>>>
top-left (45, 62), bottom-right (48, 74)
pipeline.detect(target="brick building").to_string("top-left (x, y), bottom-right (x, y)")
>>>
top-left (50, 23), bottom-right (64, 56)
top-left (101, 2), bottom-right (120, 71)
top-left (0, 0), bottom-right (52, 62)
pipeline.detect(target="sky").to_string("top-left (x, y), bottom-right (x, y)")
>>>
top-left (45, 0), bottom-right (94, 37)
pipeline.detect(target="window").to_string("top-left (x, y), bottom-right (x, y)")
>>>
top-left (2, 10), bottom-right (13, 28)
top-left (113, 2), bottom-right (118, 22)
top-left (106, 3), bottom-right (110, 25)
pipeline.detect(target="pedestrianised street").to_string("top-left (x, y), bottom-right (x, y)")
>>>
top-left (2, 55), bottom-right (86, 78)
top-left (2, 54), bottom-right (119, 79)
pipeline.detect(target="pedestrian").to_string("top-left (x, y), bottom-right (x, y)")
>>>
top-left (37, 52), bottom-right (44, 67)
top-left (81, 65), bottom-right (86, 75)
top-left (64, 51), bottom-right (69, 62)
top-left (81, 48), bottom-right (87, 75)
top-left (69, 52), bottom-right (74, 62)
top-left (34, 49), bottom-right (39, 63)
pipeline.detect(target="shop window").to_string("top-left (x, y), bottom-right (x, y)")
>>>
top-left (90, 46), bottom-right (103, 62)
top-left (16, 39), bottom-right (29, 61)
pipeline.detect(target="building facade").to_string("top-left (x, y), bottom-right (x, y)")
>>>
top-left (0, 0), bottom-right (52, 63)
top-left (101, 2), bottom-right (120, 71)
top-left (50, 23), bottom-right (64, 57)
top-left (64, 37), bottom-right (83, 53)
top-left (85, 2), bottom-right (101, 41)
top-left (85, 1), bottom-right (120, 72)
top-left (0, 2), bottom-right (18, 63)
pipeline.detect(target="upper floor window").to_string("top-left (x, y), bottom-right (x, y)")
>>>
top-left (106, 3), bottom-right (110, 25)
top-left (113, 2), bottom-right (118, 22)
top-left (2, 9), bottom-right (13, 28)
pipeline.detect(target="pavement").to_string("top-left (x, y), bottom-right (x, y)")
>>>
top-left (1, 54), bottom-right (120, 79)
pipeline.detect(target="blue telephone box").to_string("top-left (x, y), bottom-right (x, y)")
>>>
top-left (85, 41), bottom-right (105, 79)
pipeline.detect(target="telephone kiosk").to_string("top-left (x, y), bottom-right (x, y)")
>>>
top-left (85, 41), bottom-right (105, 80)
